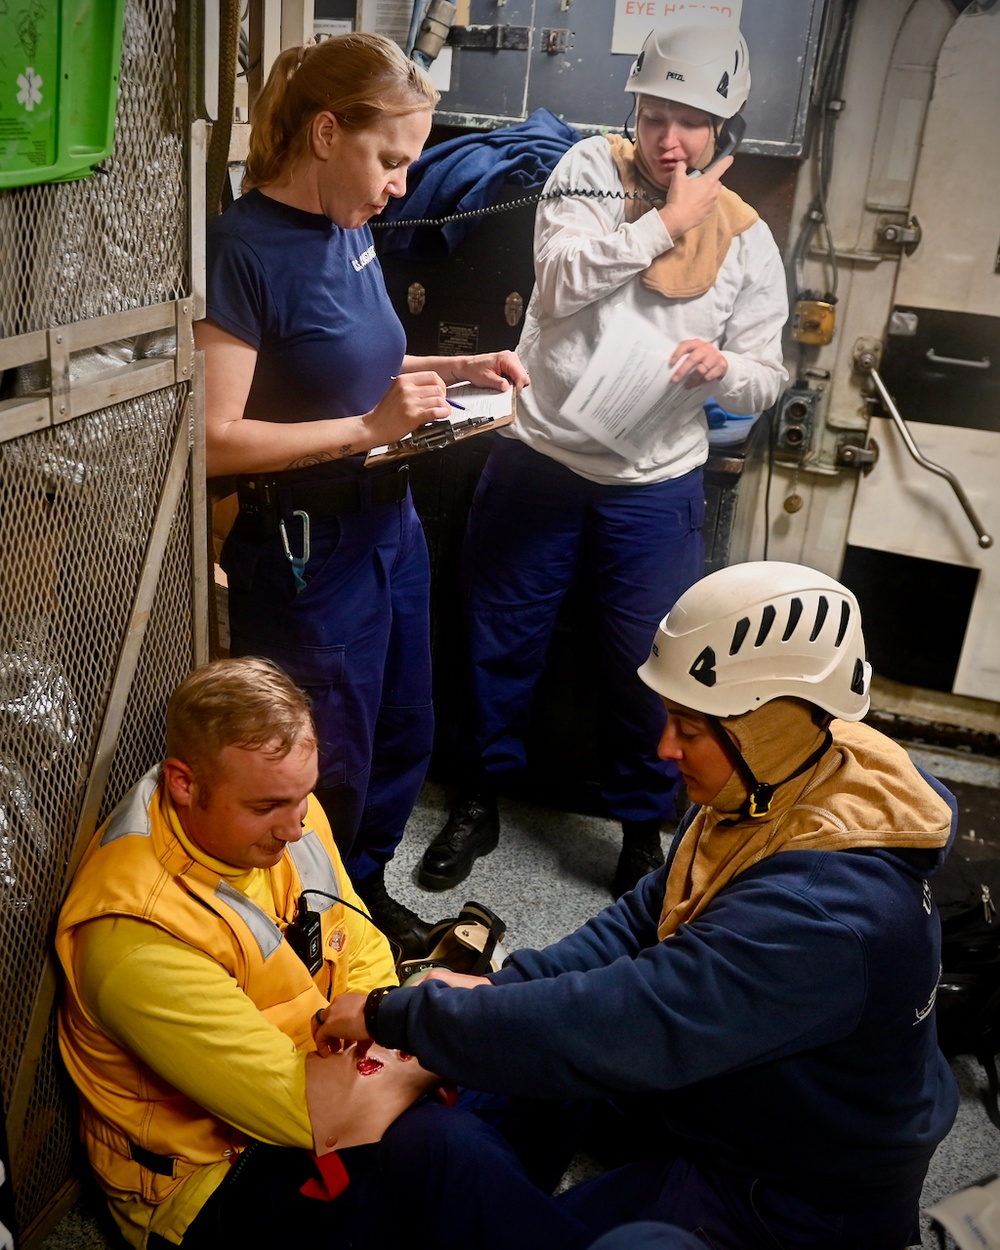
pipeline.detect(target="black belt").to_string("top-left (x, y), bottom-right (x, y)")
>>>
top-left (129, 1138), bottom-right (175, 1177)
top-left (236, 465), bottom-right (410, 539)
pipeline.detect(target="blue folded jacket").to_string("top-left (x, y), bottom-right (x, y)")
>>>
top-left (378, 108), bottom-right (581, 262)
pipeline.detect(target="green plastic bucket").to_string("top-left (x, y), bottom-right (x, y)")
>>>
top-left (0, 0), bottom-right (126, 188)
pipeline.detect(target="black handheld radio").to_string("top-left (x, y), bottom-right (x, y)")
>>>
top-left (688, 113), bottom-right (747, 178)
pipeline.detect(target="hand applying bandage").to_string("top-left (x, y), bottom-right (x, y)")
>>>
top-left (313, 990), bottom-right (380, 1055)
top-left (313, 987), bottom-right (461, 1110)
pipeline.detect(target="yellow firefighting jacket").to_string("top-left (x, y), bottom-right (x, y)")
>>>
top-left (55, 770), bottom-right (375, 1213)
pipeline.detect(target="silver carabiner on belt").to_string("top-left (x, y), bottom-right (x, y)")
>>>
top-left (279, 509), bottom-right (311, 593)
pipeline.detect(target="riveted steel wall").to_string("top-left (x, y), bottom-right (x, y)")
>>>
top-left (0, 0), bottom-right (206, 1241)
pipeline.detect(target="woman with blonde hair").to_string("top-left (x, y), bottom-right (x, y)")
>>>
top-left (196, 33), bottom-right (528, 958)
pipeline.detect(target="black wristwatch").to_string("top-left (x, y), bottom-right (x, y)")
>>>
top-left (364, 985), bottom-right (395, 1040)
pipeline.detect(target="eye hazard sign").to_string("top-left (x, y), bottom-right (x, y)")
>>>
top-left (612, 1), bottom-right (741, 56)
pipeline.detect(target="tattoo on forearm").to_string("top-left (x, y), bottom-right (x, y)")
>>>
top-left (285, 451), bottom-right (339, 469)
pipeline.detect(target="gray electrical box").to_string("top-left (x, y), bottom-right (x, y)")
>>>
top-left (433, 0), bottom-right (828, 155)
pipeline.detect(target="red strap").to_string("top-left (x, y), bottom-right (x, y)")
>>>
top-left (299, 1151), bottom-right (350, 1202)
top-left (434, 1082), bottom-right (459, 1108)
top-left (298, 1084), bottom-right (457, 1202)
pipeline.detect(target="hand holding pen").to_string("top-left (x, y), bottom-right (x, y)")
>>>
top-left (389, 372), bottom-right (462, 412)
top-left (366, 373), bottom-right (457, 447)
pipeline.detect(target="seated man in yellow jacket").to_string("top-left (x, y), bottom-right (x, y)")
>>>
top-left (56, 658), bottom-right (590, 1250)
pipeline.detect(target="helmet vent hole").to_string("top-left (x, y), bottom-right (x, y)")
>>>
top-left (835, 601), bottom-right (851, 647)
top-left (782, 597), bottom-right (803, 641)
top-left (809, 596), bottom-right (829, 642)
top-left (755, 605), bottom-right (776, 647)
top-left (730, 616), bottom-right (750, 655)
top-left (851, 657), bottom-right (866, 695)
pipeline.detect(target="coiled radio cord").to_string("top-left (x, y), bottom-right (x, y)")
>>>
top-left (369, 186), bottom-right (659, 231)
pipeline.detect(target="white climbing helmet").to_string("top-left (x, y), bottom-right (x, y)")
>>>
top-left (638, 561), bottom-right (872, 720)
top-left (625, 19), bottom-right (751, 119)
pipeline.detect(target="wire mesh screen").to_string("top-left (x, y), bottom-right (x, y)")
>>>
top-left (4, 458), bottom-right (196, 1237)
top-left (0, 386), bottom-right (196, 1231)
top-left (8, 1018), bottom-right (78, 1240)
top-left (0, 0), bottom-right (197, 1238)
top-left (102, 465), bottom-right (196, 815)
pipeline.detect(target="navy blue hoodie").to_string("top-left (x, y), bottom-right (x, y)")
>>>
top-left (378, 756), bottom-right (959, 1212)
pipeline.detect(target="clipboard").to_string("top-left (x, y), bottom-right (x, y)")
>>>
top-left (365, 384), bottom-right (516, 466)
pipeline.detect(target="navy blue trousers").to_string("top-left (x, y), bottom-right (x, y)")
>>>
top-left (222, 491), bottom-right (434, 883)
top-left (460, 438), bottom-right (705, 825)
top-left (173, 1096), bottom-right (592, 1250)
top-left (559, 1151), bottom-right (922, 1250)
top-left (167, 1092), bottom-right (921, 1250)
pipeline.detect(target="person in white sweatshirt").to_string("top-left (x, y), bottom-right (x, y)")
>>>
top-left (420, 16), bottom-right (788, 898)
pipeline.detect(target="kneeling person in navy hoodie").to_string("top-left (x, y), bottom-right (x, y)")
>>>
top-left (318, 560), bottom-right (960, 1250)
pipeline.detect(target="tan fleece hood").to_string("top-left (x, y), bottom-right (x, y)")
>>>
top-left (657, 700), bottom-right (953, 940)
top-left (606, 133), bottom-right (758, 299)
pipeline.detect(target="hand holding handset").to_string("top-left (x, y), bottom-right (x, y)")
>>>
top-left (687, 113), bottom-right (746, 178)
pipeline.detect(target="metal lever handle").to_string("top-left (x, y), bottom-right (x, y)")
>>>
top-left (866, 366), bottom-right (993, 549)
top-left (925, 349), bottom-right (991, 369)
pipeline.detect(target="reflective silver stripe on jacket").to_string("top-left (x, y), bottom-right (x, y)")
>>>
top-left (99, 769), bottom-right (160, 845)
top-left (214, 881), bottom-right (283, 960)
top-left (288, 830), bottom-right (342, 912)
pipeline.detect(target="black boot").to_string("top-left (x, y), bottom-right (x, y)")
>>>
top-left (612, 819), bottom-right (665, 898)
top-left (355, 867), bottom-right (433, 961)
top-left (418, 792), bottom-right (500, 891)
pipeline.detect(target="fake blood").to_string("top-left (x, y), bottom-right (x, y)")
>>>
top-left (355, 1055), bottom-right (385, 1076)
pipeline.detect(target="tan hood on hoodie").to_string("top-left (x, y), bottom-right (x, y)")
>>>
top-left (606, 132), bottom-right (758, 298)
top-left (657, 700), bottom-right (953, 940)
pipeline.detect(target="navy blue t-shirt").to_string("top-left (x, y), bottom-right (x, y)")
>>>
top-left (205, 188), bottom-right (406, 433)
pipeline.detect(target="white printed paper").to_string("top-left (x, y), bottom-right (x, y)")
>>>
top-left (427, 45), bottom-right (453, 92)
top-left (443, 383), bottom-right (514, 421)
top-left (357, 0), bottom-right (411, 47)
top-left (559, 306), bottom-right (685, 457)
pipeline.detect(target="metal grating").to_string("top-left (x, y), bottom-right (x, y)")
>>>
top-left (9, 1018), bottom-right (77, 1235)
top-left (4, 449), bottom-right (197, 1233)
top-left (0, 0), bottom-right (201, 1238)
top-left (0, 386), bottom-right (195, 1228)
top-left (101, 467), bottom-right (196, 818)
top-left (1, 389), bottom-right (176, 1065)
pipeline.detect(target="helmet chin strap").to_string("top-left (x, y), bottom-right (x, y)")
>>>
top-left (622, 98), bottom-right (636, 141)
top-left (705, 716), bottom-right (833, 819)
top-left (706, 118), bottom-right (721, 167)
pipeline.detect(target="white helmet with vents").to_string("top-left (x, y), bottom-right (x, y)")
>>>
top-left (625, 19), bottom-right (751, 119)
top-left (638, 561), bottom-right (872, 720)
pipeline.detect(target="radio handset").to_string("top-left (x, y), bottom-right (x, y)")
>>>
top-left (688, 114), bottom-right (747, 178)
